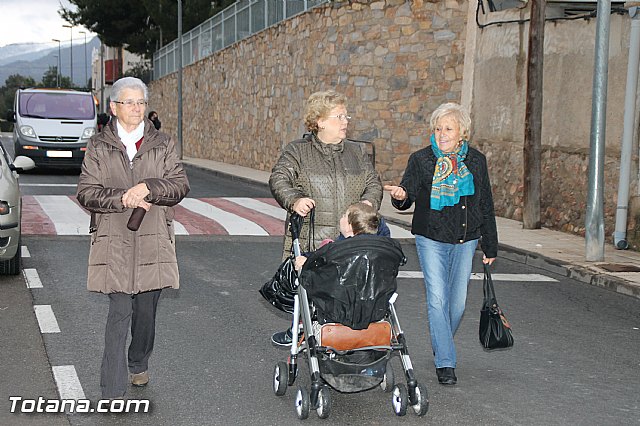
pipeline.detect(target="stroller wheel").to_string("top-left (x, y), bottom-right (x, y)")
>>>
top-left (316, 386), bottom-right (332, 419)
top-left (273, 362), bottom-right (288, 396)
top-left (380, 361), bottom-right (395, 393)
top-left (410, 382), bottom-right (429, 416)
top-left (294, 386), bottom-right (310, 420)
top-left (391, 384), bottom-right (408, 416)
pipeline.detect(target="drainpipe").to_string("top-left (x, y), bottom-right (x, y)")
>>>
top-left (613, 7), bottom-right (640, 249)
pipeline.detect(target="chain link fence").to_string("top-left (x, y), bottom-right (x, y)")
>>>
top-left (153, 0), bottom-right (328, 80)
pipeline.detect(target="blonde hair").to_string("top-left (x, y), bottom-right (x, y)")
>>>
top-left (429, 102), bottom-right (471, 140)
top-left (347, 203), bottom-right (380, 236)
top-left (304, 90), bottom-right (347, 132)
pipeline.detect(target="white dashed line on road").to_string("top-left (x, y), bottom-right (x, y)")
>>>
top-left (52, 365), bottom-right (86, 400)
top-left (21, 245), bottom-right (30, 257)
top-left (34, 305), bottom-right (61, 333)
top-left (23, 268), bottom-right (43, 288)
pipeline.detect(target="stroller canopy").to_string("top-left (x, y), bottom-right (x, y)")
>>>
top-left (300, 235), bottom-right (406, 330)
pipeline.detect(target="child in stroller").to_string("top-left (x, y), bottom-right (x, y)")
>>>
top-left (271, 203), bottom-right (429, 420)
top-left (270, 203), bottom-right (391, 346)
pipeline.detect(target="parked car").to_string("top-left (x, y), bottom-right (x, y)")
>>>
top-left (0, 144), bottom-right (35, 274)
top-left (7, 88), bottom-right (97, 169)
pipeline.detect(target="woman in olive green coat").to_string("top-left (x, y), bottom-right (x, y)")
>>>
top-left (268, 90), bottom-right (383, 346)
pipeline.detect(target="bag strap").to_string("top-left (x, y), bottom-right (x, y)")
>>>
top-left (483, 263), bottom-right (497, 302)
top-left (307, 208), bottom-right (315, 252)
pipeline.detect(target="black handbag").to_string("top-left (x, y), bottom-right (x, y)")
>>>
top-left (479, 264), bottom-right (514, 350)
top-left (259, 256), bottom-right (298, 314)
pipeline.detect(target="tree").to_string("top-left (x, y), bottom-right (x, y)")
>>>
top-left (60, 0), bottom-right (237, 57)
top-left (124, 63), bottom-right (152, 84)
top-left (0, 74), bottom-right (37, 131)
top-left (39, 66), bottom-right (73, 89)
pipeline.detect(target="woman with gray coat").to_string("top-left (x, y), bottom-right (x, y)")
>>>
top-left (268, 90), bottom-right (383, 346)
top-left (77, 77), bottom-right (189, 399)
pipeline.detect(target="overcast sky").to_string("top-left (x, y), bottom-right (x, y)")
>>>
top-left (0, 0), bottom-right (96, 48)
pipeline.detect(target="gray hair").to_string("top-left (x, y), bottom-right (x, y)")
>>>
top-left (111, 77), bottom-right (148, 102)
top-left (429, 102), bottom-right (471, 140)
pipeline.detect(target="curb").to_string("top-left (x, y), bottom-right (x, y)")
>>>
top-left (499, 244), bottom-right (640, 300)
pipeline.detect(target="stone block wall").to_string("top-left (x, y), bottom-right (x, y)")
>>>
top-left (149, 0), bottom-right (468, 183)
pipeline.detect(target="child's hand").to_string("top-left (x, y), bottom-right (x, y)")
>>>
top-left (294, 256), bottom-right (307, 271)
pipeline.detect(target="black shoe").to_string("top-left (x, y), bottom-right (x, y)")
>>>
top-left (436, 367), bottom-right (457, 385)
top-left (271, 329), bottom-right (293, 347)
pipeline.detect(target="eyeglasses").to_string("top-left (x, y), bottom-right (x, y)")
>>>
top-left (327, 114), bottom-right (352, 122)
top-left (113, 100), bottom-right (148, 107)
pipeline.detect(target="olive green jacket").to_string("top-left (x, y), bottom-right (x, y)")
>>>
top-left (77, 119), bottom-right (190, 294)
top-left (269, 134), bottom-right (382, 258)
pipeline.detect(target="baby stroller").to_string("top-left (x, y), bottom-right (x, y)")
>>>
top-left (270, 213), bottom-right (429, 420)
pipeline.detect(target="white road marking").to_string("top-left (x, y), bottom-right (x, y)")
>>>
top-left (224, 197), bottom-right (287, 220)
top-left (388, 224), bottom-right (414, 239)
top-left (34, 195), bottom-right (89, 235)
top-left (23, 268), bottom-right (42, 288)
top-left (21, 183), bottom-right (77, 187)
top-left (398, 271), bottom-right (557, 282)
top-left (52, 365), bottom-right (86, 400)
top-left (34, 305), bottom-right (61, 333)
top-left (173, 220), bottom-right (188, 235)
top-left (179, 198), bottom-right (268, 235)
top-left (21, 245), bottom-right (30, 257)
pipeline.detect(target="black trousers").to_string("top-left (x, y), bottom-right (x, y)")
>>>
top-left (100, 290), bottom-right (162, 398)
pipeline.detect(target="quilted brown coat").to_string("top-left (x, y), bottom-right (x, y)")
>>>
top-left (269, 134), bottom-right (382, 258)
top-left (77, 118), bottom-right (190, 294)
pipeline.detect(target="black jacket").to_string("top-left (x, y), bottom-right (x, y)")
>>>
top-left (392, 145), bottom-right (498, 258)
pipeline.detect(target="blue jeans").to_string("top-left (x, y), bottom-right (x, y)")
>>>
top-left (415, 235), bottom-right (478, 369)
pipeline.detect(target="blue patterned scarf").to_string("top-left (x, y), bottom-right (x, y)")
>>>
top-left (430, 134), bottom-right (475, 211)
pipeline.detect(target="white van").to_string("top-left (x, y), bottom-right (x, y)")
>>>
top-left (9, 88), bottom-right (97, 168)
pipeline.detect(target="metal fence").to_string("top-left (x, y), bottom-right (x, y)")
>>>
top-left (153, 0), bottom-right (328, 80)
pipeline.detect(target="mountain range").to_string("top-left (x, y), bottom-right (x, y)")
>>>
top-left (0, 37), bottom-right (100, 87)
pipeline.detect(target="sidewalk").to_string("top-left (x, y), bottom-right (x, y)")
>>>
top-left (184, 156), bottom-right (640, 300)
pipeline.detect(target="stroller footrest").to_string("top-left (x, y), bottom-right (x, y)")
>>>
top-left (319, 321), bottom-right (391, 351)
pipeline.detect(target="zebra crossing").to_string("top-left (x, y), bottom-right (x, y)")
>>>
top-left (21, 195), bottom-right (416, 238)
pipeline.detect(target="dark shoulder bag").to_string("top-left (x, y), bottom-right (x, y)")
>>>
top-left (479, 264), bottom-right (514, 350)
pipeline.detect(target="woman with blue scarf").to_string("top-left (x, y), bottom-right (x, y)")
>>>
top-left (385, 103), bottom-right (497, 386)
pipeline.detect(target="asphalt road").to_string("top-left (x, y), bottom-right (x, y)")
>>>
top-left (0, 132), bottom-right (639, 424)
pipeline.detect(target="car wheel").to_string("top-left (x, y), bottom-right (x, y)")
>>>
top-left (0, 236), bottom-right (21, 275)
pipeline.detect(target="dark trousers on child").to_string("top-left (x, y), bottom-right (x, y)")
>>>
top-left (100, 290), bottom-right (162, 398)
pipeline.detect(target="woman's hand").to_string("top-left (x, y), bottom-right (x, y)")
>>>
top-left (122, 183), bottom-right (150, 209)
top-left (383, 185), bottom-right (407, 201)
top-left (293, 197), bottom-right (316, 217)
top-left (482, 255), bottom-right (496, 265)
top-left (294, 255), bottom-right (307, 271)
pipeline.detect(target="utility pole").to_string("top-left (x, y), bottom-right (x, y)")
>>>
top-left (52, 39), bottom-right (61, 88)
top-left (79, 30), bottom-right (88, 89)
top-left (523, 0), bottom-right (545, 229)
top-left (63, 24), bottom-right (73, 86)
top-left (585, 0), bottom-right (611, 261)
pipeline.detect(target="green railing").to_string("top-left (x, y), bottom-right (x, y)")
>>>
top-left (153, 0), bottom-right (328, 79)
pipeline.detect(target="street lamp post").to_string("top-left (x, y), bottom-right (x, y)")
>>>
top-left (52, 39), bottom-right (61, 88)
top-left (79, 30), bottom-right (88, 89)
top-left (63, 24), bottom-right (73, 86)
top-left (53, 55), bottom-right (59, 87)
